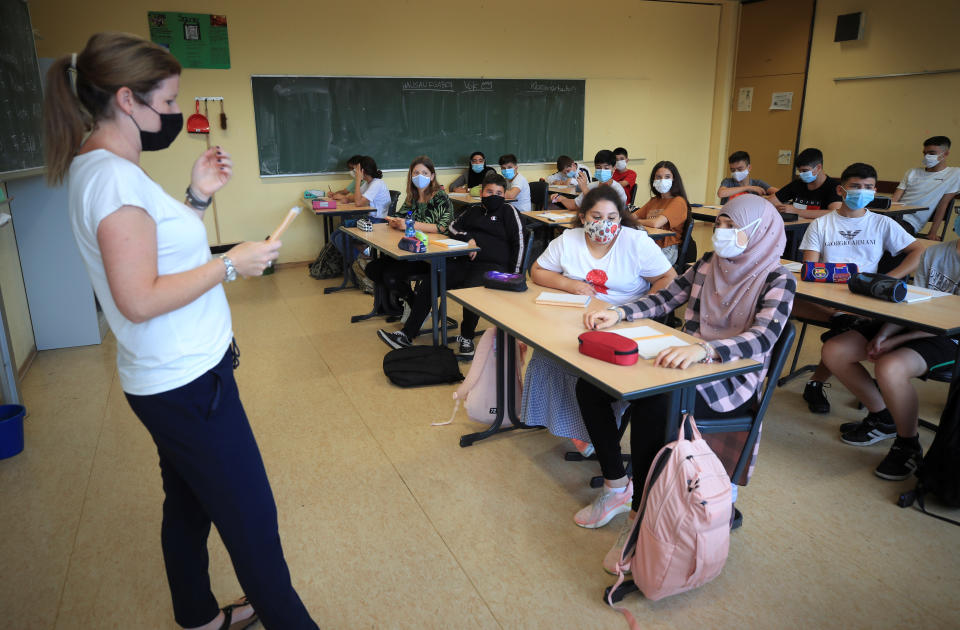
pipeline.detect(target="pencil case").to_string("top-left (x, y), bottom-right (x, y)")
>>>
top-left (848, 272), bottom-right (907, 303)
top-left (312, 199), bottom-right (337, 210)
top-left (483, 271), bottom-right (527, 292)
top-left (398, 236), bottom-right (427, 253)
top-left (780, 212), bottom-right (799, 222)
top-left (578, 331), bottom-right (639, 366)
top-left (801, 262), bottom-right (858, 283)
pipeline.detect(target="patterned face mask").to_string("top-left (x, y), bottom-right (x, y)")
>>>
top-left (584, 218), bottom-right (621, 245)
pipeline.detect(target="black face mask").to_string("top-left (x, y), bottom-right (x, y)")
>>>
top-left (129, 101), bottom-right (183, 151)
top-left (481, 194), bottom-right (505, 212)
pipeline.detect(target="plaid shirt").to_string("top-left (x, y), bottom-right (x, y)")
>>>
top-left (620, 253), bottom-right (796, 413)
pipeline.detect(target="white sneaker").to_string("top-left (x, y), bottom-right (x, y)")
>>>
top-left (603, 515), bottom-right (636, 575)
top-left (574, 481), bottom-right (633, 529)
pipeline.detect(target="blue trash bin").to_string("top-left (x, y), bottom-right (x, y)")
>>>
top-left (0, 404), bottom-right (26, 459)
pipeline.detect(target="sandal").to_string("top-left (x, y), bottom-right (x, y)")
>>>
top-left (219, 596), bottom-right (259, 630)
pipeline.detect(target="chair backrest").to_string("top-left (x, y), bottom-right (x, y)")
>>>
top-left (940, 197), bottom-right (957, 241)
top-left (528, 180), bottom-right (548, 211)
top-left (697, 321), bottom-right (796, 483)
top-left (521, 227), bottom-right (537, 275)
top-left (388, 190), bottom-right (401, 215)
top-left (674, 214), bottom-right (696, 273)
top-left (627, 183), bottom-right (638, 207)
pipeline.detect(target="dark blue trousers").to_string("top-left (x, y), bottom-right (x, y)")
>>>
top-left (126, 344), bottom-right (318, 629)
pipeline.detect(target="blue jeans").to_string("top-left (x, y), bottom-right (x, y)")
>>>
top-left (331, 215), bottom-right (384, 257)
top-left (125, 344), bottom-right (318, 629)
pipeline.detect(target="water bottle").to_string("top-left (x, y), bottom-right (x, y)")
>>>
top-left (404, 211), bottom-right (415, 237)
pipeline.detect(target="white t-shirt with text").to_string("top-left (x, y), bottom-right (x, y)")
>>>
top-left (896, 166), bottom-right (960, 231)
top-left (68, 150), bottom-right (233, 395)
top-left (799, 210), bottom-right (915, 274)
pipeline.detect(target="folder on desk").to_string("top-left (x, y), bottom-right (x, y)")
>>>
top-left (535, 292), bottom-right (590, 307)
top-left (433, 238), bottom-right (469, 248)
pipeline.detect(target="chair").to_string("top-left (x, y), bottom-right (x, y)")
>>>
top-left (673, 215), bottom-right (696, 274)
top-left (521, 226), bottom-right (537, 275)
top-left (627, 183), bottom-right (638, 207)
top-left (937, 197), bottom-right (956, 241)
top-left (387, 190), bottom-right (401, 216)
top-left (528, 180), bottom-right (548, 211)
top-left (569, 322), bottom-right (797, 489)
top-left (777, 316), bottom-right (828, 386)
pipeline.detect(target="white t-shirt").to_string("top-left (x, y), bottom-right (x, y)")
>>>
top-left (896, 166), bottom-right (960, 231)
top-left (799, 210), bottom-right (915, 274)
top-left (68, 150), bottom-right (233, 396)
top-left (360, 177), bottom-right (392, 218)
top-left (536, 225), bottom-right (673, 304)
top-left (545, 163), bottom-right (590, 186)
top-left (506, 172), bottom-right (531, 212)
top-left (574, 180), bottom-right (627, 208)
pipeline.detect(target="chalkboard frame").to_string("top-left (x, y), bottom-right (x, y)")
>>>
top-left (251, 75), bottom-right (586, 178)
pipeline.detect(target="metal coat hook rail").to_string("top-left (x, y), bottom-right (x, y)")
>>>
top-left (194, 97), bottom-right (224, 101)
top-left (834, 68), bottom-right (960, 82)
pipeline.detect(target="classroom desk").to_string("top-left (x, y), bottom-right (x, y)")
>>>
top-left (520, 210), bottom-right (674, 240)
top-left (313, 202), bottom-right (375, 295)
top-left (341, 223), bottom-right (479, 346)
top-left (448, 286), bottom-right (761, 446)
top-left (693, 203), bottom-right (926, 221)
top-left (448, 192), bottom-right (479, 207)
top-left (548, 184), bottom-right (578, 197)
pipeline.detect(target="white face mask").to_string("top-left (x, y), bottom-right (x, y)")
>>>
top-left (615, 160), bottom-right (627, 172)
top-left (653, 178), bottom-right (673, 194)
top-left (711, 217), bottom-right (761, 259)
top-left (732, 169), bottom-right (749, 182)
top-left (923, 153), bottom-right (942, 168)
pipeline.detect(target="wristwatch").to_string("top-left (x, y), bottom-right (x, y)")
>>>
top-left (185, 186), bottom-right (212, 210)
top-left (220, 254), bottom-right (237, 282)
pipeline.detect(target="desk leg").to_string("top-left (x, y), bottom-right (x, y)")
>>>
top-left (460, 330), bottom-right (539, 447)
top-left (349, 251), bottom-right (388, 323)
top-left (323, 220), bottom-right (356, 295)
top-left (429, 258), bottom-right (440, 346)
top-left (438, 257), bottom-right (449, 346)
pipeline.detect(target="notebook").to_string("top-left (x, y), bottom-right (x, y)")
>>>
top-left (903, 285), bottom-right (952, 303)
top-left (783, 261), bottom-right (803, 273)
top-left (535, 292), bottom-right (590, 307)
top-left (612, 326), bottom-right (689, 359)
top-left (432, 238), bottom-right (469, 248)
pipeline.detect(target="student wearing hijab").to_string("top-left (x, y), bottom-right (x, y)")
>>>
top-left (450, 151), bottom-right (496, 193)
top-left (573, 195), bottom-right (796, 573)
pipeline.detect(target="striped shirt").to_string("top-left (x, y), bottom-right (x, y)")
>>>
top-left (619, 253), bottom-right (796, 412)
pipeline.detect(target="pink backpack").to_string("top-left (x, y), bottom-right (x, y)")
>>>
top-left (607, 415), bottom-right (731, 626)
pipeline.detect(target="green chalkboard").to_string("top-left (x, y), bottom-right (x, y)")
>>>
top-left (252, 76), bottom-right (585, 177)
top-left (0, 0), bottom-right (44, 177)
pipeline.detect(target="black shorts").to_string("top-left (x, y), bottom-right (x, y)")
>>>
top-left (851, 320), bottom-right (958, 374)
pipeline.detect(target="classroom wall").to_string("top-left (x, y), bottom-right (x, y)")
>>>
top-left (0, 182), bottom-right (35, 380)
top-left (28, 0), bottom-right (734, 263)
top-left (800, 0), bottom-right (960, 196)
top-left (726, 0), bottom-right (814, 192)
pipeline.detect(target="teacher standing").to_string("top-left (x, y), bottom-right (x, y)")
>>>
top-left (43, 33), bottom-right (318, 630)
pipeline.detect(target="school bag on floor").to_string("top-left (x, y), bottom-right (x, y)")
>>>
top-left (309, 241), bottom-right (343, 279)
top-left (449, 328), bottom-right (522, 424)
top-left (606, 414), bottom-right (731, 628)
top-left (897, 375), bottom-right (960, 526)
top-left (382, 345), bottom-right (464, 388)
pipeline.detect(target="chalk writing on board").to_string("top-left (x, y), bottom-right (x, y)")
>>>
top-left (462, 80), bottom-right (494, 92)
top-left (402, 80), bottom-right (454, 92)
top-left (528, 81), bottom-right (576, 93)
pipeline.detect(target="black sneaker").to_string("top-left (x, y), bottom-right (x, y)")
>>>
top-left (840, 415), bottom-right (896, 446)
top-left (456, 335), bottom-right (475, 358)
top-left (875, 441), bottom-right (923, 481)
top-left (803, 381), bottom-right (831, 414)
top-left (839, 409), bottom-right (888, 434)
top-left (377, 329), bottom-right (412, 350)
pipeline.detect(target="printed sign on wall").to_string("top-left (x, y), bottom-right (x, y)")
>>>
top-left (148, 12), bottom-right (230, 69)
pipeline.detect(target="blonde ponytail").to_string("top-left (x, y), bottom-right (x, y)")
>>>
top-left (42, 32), bottom-right (181, 185)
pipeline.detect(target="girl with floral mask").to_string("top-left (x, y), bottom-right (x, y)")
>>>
top-left (524, 186), bottom-right (676, 461)
top-left (575, 195), bottom-right (796, 573)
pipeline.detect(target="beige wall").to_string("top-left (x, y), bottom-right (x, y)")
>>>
top-left (0, 182), bottom-right (35, 378)
top-left (800, 0), bottom-right (960, 196)
top-left (726, 0), bottom-right (814, 193)
top-left (28, 0), bottom-right (733, 263)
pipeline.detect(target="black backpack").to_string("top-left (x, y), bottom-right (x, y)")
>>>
top-left (309, 241), bottom-right (344, 279)
top-left (898, 375), bottom-right (960, 525)
top-left (383, 346), bottom-right (464, 388)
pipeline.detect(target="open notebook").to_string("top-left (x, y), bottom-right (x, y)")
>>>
top-left (535, 292), bottom-right (591, 307)
top-left (612, 325), bottom-right (690, 359)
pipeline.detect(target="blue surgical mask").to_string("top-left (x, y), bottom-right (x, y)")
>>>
top-left (843, 187), bottom-right (875, 210)
top-left (566, 170), bottom-right (578, 180)
top-left (502, 168), bottom-right (515, 180)
top-left (798, 168), bottom-right (818, 184)
top-left (471, 163), bottom-right (485, 173)
top-left (412, 174), bottom-right (432, 190)
top-left (595, 168), bottom-right (612, 183)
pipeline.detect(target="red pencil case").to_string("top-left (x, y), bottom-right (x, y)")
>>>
top-left (578, 331), bottom-right (639, 366)
top-left (312, 199), bottom-right (337, 210)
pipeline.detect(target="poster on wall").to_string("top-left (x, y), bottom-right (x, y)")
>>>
top-left (147, 11), bottom-right (230, 69)
top-left (737, 87), bottom-right (753, 112)
top-left (769, 91), bottom-right (793, 111)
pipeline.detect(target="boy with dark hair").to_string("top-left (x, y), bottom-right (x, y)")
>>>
top-left (796, 162), bottom-right (923, 413)
top-left (498, 154), bottom-right (531, 212)
top-left (717, 150), bottom-right (777, 203)
top-left (543, 155), bottom-right (591, 188)
top-left (612, 147), bottom-right (637, 203)
top-left (773, 148), bottom-right (843, 219)
top-left (892, 136), bottom-right (959, 239)
top-left (377, 172), bottom-right (525, 358)
top-left (552, 149), bottom-right (627, 210)
top-left (822, 238), bottom-right (960, 479)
